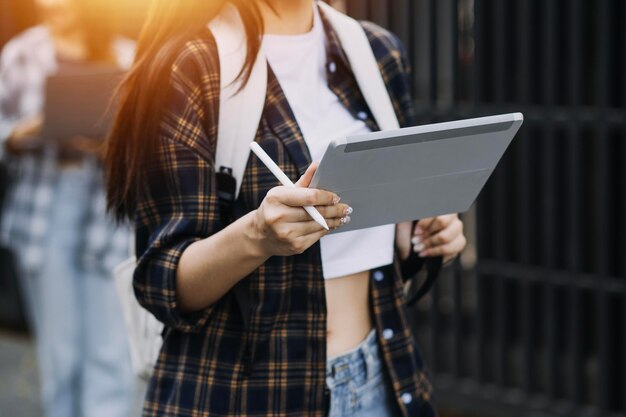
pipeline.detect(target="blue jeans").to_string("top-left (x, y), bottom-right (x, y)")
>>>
top-left (20, 167), bottom-right (133, 417)
top-left (326, 329), bottom-right (397, 417)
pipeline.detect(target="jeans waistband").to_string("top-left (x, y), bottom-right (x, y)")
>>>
top-left (325, 328), bottom-right (381, 389)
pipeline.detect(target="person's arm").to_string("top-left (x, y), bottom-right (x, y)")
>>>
top-left (137, 131), bottom-right (347, 327)
top-left (134, 44), bottom-right (350, 331)
top-left (3, 116), bottom-right (44, 156)
top-left (175, 163), bottom-right (349, 312)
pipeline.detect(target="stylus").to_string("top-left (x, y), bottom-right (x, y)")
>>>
top-left (249, 142), bottom-right (330, 231)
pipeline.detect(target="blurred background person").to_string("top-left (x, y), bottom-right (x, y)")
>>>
top-left (0, 0), bottom-right (135, 416)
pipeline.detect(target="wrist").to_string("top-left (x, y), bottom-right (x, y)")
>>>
top-left (242, 210), bottom-right (273, 260)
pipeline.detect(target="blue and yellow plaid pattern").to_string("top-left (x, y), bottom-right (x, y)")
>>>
top-left (134, 8), bottom-right (435, 417)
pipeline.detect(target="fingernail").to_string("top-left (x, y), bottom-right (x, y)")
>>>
top-left (416, 227), bottom-right (424, 236)
top-left (413, 243), bottom-right (425, 252)
top-left (333, 196), bottom-right (341, 205)
top-left (340, 216), bottom-right (351, 225)
top-left (411, 236), bottom-right (421, 246)
top-left (419, 251), bottom-right (428, 257)
top-left (345, 206), bottom-right (354, 215)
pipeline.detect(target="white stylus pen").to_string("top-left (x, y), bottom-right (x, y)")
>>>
top-left (249, 142), bottom-right (330, 231)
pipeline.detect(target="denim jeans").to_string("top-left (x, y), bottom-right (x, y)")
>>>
top-left (20, 167), bottom-right (133, 417)
top-left (326, 329), bottom-right (397, 417)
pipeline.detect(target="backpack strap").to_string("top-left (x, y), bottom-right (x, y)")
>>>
top-left (209, 4), bottom-right (267, 329)
top-left (208, 3), bottom-right (439, 322)
top-left (209, 3), bottom-right (267, 199)
top-left (210, 2), bottom-right (400, 198)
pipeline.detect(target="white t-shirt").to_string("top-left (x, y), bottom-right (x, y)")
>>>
top-left (262, 5), bottom-right (395, 279)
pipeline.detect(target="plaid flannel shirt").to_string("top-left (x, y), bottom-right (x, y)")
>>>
top-left (136, 6), bottom-right (435, 417)
top-left (0, 26), bottom-right (134, 277)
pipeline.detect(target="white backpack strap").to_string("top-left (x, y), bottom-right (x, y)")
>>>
top-left (208, 2), bottom-right (400, 200)
top-left (209, 4), bottom-right (268, 198)
top-left (317, 2), bottom-right (400, 131)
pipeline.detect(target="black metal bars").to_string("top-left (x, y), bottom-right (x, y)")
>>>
top-left (346, 0), bottom-right (626, 416)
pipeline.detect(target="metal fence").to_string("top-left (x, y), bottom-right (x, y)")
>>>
top-left (1, 0), bottom-right (624, 415)
top-left (344, 0), bottom-right (626, 416)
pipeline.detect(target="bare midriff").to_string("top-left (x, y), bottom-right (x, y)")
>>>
top-left (325, 270), bottom-right (373, 358)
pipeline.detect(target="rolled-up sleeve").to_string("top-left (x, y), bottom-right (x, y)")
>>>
top-left (133, 38), bottom-right (222, 333)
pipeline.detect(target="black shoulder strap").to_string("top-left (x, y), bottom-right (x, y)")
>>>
top-left (401, 220), bottom-right (444, 307)
top-left (405, 256), bottom-right (443, 307)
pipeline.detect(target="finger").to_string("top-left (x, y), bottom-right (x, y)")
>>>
top-left (416, 215), bottom-right (456, 239)
top-left (419, 235), bottom-right (467, 258)
top-left (426, 215), bottom-right (455, 236)
top-left (414, 217), bottom-right (436, 236)
top-left (315, 203), bottom-right (352, 220)
top-left (297, 227), bottom-right (333, 249)
top-left (268, 186), bottom-right (339, 208)
top-left (412, 217), bottom-right (437, 248)
top-left (289, 216), bottom-right (349, 236)
top-left (295, 162), bottom-right (319, 188)
top-left (265, 206), bottom-right (309, 223)
top-left (273, 204), bottom-right (351, 223)
top-left (418, 218), bottom-right (463, 249)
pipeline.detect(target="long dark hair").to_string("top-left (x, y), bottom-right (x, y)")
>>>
top-left (104, 0), bottom-right (266, 221)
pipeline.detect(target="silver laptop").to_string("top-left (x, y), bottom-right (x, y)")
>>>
top-left (41, 67), bottom-right (126, 141)
top-left (310, 113), bottom-right (524, 233)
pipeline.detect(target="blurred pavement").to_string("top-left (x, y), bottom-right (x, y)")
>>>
top-left (0, 332), bottom-right (40, 417)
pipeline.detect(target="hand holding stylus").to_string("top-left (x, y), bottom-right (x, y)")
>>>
top-left (250, 142), bottom-right (330, 230)
top-left (250, 142), bottom-right (353, 257)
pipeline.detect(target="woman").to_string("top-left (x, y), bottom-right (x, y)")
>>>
top-left (0, 0), bottom-right (135, 416)
top-left (105, 1), bottom-right (466, 416)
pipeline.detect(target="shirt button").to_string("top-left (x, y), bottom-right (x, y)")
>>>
top-left (401, 392), bottom-right (413, 404)
top-left (328, 61), bottom-right (337, 74)
top-left (357, 111), bottom-right (368, 121)
top-left (373, 270), bottom-right (385, 282)
top-left (382, 328), bottom-right (394, 340)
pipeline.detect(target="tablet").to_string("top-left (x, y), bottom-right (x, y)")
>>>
top-left (41, 67), bottom-right (126, 141)
top-left (309, 113), bottom-right (523, 233)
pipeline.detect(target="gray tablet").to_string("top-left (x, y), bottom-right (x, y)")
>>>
top-left (309, 113), bottom-right (523, 233)
top-left (41, 67), bottom-right (125, 141)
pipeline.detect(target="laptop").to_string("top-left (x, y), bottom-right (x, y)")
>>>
top-left (41, 66), bottom-right (126, 141)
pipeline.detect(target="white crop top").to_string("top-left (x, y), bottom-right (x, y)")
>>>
top-left (262, 5), bottom-right (395, 279)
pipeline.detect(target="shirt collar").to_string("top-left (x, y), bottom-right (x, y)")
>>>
top-left (317, 4), bottom-right (352, 73)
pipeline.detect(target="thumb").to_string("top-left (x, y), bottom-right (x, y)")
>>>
top-left (295, 162), bottom-right (319, 188)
